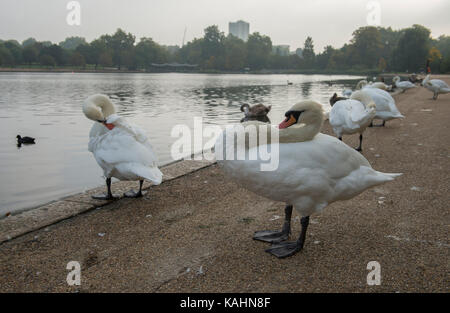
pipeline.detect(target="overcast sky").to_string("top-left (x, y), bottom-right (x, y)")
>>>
top-left (1, 0), bottom-right (449, 51)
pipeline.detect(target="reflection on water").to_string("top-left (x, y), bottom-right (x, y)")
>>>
top-left (0, 73), bottom-right (362, 216)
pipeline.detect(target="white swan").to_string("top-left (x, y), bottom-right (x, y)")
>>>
top-left (361, 88), bottom-right (404, 127)
top-left (422, 74), bottom-right (450, 100)
top-left (83, 94), bottom-right (162, 199)
top-left (393, 76), bottom-right (416, 92)
top-left (329, 90), bottom-right (376, 151)
top-left (214, 101), bottom-right (401, 258)
top-left (356, 80), bottom-right (390, 91)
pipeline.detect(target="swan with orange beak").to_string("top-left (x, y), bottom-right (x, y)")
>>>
top-left (83, 94), bottom-right (162, 200)
top-left (215, 100), bottom-right (401, 258)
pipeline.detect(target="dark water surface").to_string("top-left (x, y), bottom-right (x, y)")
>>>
top-left (0, 72), bottom-right (362, 216)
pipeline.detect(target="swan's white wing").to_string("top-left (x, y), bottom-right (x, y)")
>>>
top-left (90, 124), bottom-right (162, 184)
top-left (363, 88), bottom-right (403, 119)
top-left (329, 100), bottom-right (372, 135)
top-left (216, 133), bottom-right (399, 216)
top-left (397, 81), bottom-right (415, 88)
top-left (431, 79), bottom-right (450, 90)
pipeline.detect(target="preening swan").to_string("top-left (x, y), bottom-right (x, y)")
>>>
top-left (329, 90), bottom-right (376, 151)
top-left (215, 101), bottom-right (401, 258)
top-left (83, 94), bottom-right (162, 199)
top-left (356, 80), bottom-right (390, 91)
top-left (361, 87), bottom-right (404, 127)
top-left (422, 74), bottom-right (450, 100)
top-left (393, 76), bottom-right (416, 92)
top-left (240, 104), bottom-right (271, 123)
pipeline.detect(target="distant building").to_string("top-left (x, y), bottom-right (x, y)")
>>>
top-left (229, 20), bottom-right (250, 41)
top-left (165, 45), bottom-right (180, 55)
top-left (272, 45), bottom-right (290, 56)
top-left (295, 48), bottom-right (303, 58)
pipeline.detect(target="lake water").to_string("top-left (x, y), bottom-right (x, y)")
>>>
top-left (0, 72), bottom-right (363, 216)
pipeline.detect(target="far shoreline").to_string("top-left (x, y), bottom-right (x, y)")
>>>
top-left (0, 67), bottom-right (405, 76)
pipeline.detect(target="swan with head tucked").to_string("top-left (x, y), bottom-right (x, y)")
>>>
top-left (422, 74), bottom-right (450, 100)
top-left (393, 76), bottom-right (416, 92)
top-left (329, 90), bottom-right (376, 151)
top-left (356, 83), bottom-right (404, 127)
top-left (83, 94), bottom-right (162, 199)
top-left (214, 101), bottom-right (401, 258)
top-left (356, 80), bottom-right (390, 91)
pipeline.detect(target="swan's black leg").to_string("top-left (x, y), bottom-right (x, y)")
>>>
top-left (265, 216), bottom-right (310, 258)
top-left (253, 205), bottom-right (292, 243)
top-left (355, 134), bottom-right (363, 152)
top-left (92, 178), bottom-right (120, 200)
top-left (338, 136), bottom-right (342, 141)
top-left (124, 180), bottom-right (147, 198)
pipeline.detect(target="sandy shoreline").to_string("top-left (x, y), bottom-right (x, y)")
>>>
top-left (0, 76), bottom-right (449, 292)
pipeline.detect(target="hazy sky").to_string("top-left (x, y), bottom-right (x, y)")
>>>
top-left (1, 0), bottom-right (449, 51)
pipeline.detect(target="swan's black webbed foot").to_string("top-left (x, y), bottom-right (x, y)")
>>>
top-left (253, 230), bottom-right (289, 243)
top-left (254, 205), bottom-right (292, 243)
top-left (265, 241), bottom-right (303, 258)
top-left (92, 193), bottom-right (120, 200)
top-left (92, 178), bottom-right (119, 200)
top-left (124, 180), bottom-right (146, 198)
top-left (266, 216), bottom-right (310, 259)
top-left (124, 189), bottom-right (146, 198)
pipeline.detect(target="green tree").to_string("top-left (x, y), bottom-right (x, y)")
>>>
top-left (135, 37), bottom-right (168, 69)
top-left (302, 36), bottom-right (315, 68)
top-left (247, 32), bottom-right (272, 70)
top-left (223, 35), bottom-right (247, 71)
top-left (69, 51), bottom-right (86, 67)
top-left (40, 44), bottom-right (66, 65)
top-left (350, 26), bottom-right (383, 68)
top-left (104, 29), bottom-right (136, 69)
top-left (201, 25), bottom-right (225, 69)
top-left (3, 40), bottom-right (23, 65)
top-left (0, 45), bottom-right (15, 66)
top-left (22, 45), bottom-right (38, 64)
top-left (39, 54), bottom-right (56, 67)
top-left (22, 37), bottom-right (37, 47)
top-left (59, 36), bottom-right (86, 50)
top-left (393, 24), bottom-right (431, 72)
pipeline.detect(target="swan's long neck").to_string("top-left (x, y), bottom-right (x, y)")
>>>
top-left (356, 80), bottom-right (367, 90)
top-left (279, 118), bottom-right (322, 143)
top-left (95, 96), bottom-right (116, 117)
top-left (350, 90), bottom-right (376, 109)
top-left (83, 94), bottom-right (117, 122)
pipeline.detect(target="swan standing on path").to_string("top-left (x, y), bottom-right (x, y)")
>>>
top-left (361, 87), bottom-right (404, 127)
top-left (329, 90), bottom-right (376, 151)
top-left (215, 101), bottom-right (401, 258)
top-left (422, 74), bottom-right (450, 100)
top-left (83, 94), bottom-right (162, 199)
top-left (393, 76), bottom-right (416, 93)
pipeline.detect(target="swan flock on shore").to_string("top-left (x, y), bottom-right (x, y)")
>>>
top-left (81, 73), bottom-right (446, 258)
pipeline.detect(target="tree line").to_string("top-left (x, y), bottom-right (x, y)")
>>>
top-left (0, 24), bottom-right (449, 73)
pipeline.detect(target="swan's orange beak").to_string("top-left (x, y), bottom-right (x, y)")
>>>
top-left (103, 122), bottom-right (115, 130)
top-left (278, 115), bottom-right (296, 129)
